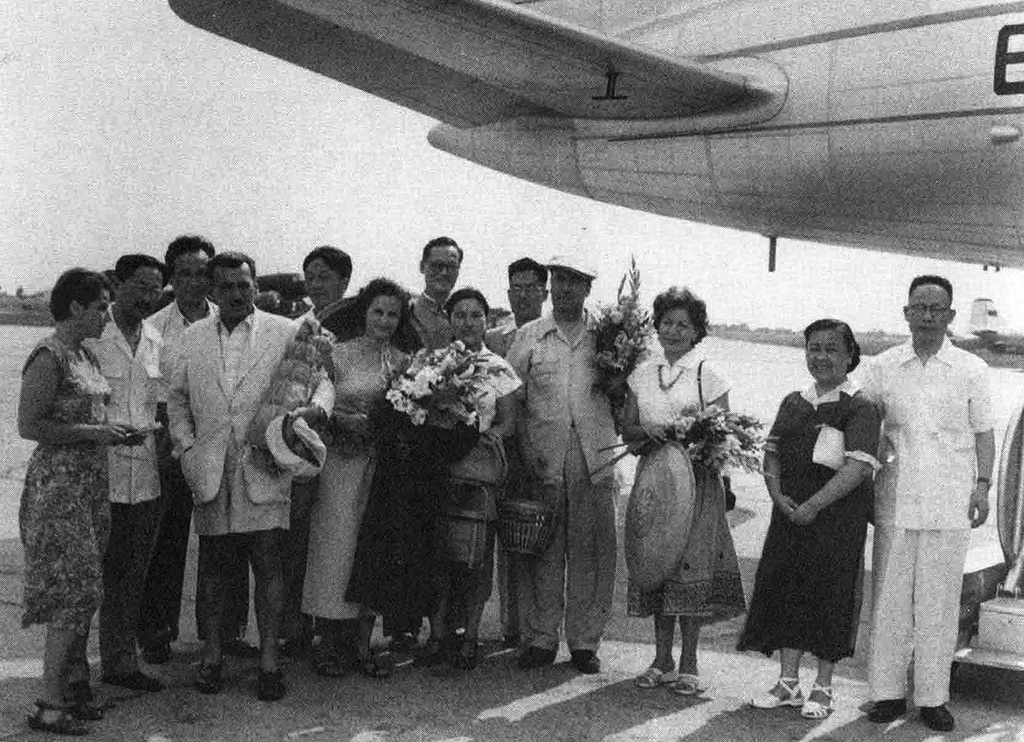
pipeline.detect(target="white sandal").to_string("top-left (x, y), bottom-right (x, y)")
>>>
top-left (634, 666), bottom-right (679, 689)
top-left (800, 684), bottom-right (833, 719)
top-left (671, 673), bottom-right (706, 696)
top-left (750, 676), bottom-right (803, 709)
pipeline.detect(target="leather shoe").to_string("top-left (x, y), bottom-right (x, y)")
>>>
top-left (102, 670), bottom-right (164, 693)
top-left (517, 646), bottom-right (556, 669)
top-left (256, 669), bottom-right (286, 701)
top-left (919, 705), bottom-right (955, 732)
top-left (195, 662), bottom-right (223, 694)
top-left (570, 650), bottom-right (601, 674)
top-left (868, 698), bottom-right (907, 723)
top-left (222, 637), bottom-right (260, 658)
top-left (503, 633), bottom-right (521, 649)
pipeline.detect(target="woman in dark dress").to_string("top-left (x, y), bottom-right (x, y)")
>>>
top-left (738, 319), bottom-right (880, 719)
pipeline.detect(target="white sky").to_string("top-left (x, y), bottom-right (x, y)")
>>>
top-left (3, 0), bottom-right (1024, 334)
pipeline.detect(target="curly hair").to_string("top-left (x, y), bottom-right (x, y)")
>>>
top-left (652, 286), bottom-right (708, 344)
top-left (352, 278), bottom-right (417, 351)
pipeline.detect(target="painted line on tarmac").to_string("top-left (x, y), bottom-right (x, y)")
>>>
top-left (0, 656), bottom-right (101, 680)
top-left (478, 673), bottom-right (622, 722)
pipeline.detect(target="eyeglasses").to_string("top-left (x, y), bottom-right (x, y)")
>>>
top-left (509, 285), bottom-right (545, 295)
top-left (425, 261), bottom-right (459, 274)
top-left (905, 304), bottom-right (952, 316)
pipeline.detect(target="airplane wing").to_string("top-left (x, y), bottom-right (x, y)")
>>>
top-left (169, 0), bottom-right (756, 127)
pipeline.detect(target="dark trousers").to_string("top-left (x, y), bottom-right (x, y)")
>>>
top-left (281, 477), bottom-right (316, 644)
top-left (196, 535), bottom-right (251, 641)
top-left (137, 454), bottom-right (193, 649)
top-left (101, 499), bottom-right (163, 676)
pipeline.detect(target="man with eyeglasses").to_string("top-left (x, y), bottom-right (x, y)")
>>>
top-left (862, 274), bottom-right (994, 733)
top-left (411, 236), bottom-right (461, 350)
top-left (485, 257), bottom-right (549, 648)
top-left (87, 253), bottom-right (168, 693)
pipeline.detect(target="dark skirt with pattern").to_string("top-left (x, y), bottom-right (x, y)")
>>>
top-left (628, 465), bottom-right (745, 621)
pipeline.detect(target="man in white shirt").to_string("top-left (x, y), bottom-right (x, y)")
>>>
top-left (862, 275), bottom-right (994, 733)
top-left (169, 251), bottom-right (329, 701)
top-left (89, 254), bottom-right (167, 692)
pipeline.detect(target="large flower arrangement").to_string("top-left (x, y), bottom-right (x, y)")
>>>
top-left (386, 340), bottom-right (515, 429)
top-left (671, 406), bottom-right (765, 473)
top-left (592, 256), bottom-right (652, 419)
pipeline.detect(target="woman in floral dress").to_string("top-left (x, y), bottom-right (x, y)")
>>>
top-left (19, 269), bottom-right (144, 735)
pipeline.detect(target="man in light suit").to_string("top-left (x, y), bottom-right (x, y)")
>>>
top-left (168, 251), bottom-right (307, 701)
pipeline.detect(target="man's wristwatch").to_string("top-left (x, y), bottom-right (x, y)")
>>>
top-left (976, 476), bottom-right (991, 486)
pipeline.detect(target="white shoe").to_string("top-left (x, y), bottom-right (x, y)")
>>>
top-left (800, 684), bottom-right (833, 719)
top-left (751, 677), bottom-right (803, 709)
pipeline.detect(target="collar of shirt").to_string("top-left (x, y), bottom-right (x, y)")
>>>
top-left (99, 310), bottom-right (162, 355)
top-left (653, 345), bottom-right (704, 372)
top-left (415, 292), bottom-right (447, 316)
top-left (800, 378), bottom-right (860, 408)
top-left (217, 308), bottom-right (259, 342)
top-left (894, 336), bottom-right (954, 367)
top-left (535, 309), bottom-right (596, 339)
top-left (314, 297), bottom-right (346, 322)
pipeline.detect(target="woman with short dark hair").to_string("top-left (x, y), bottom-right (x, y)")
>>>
top-left (738, 319), bottom-right (880, 719)
top-left (20, 269), bottom-right (146, 734)
top-left (620, 286), bottom-right (745, 696)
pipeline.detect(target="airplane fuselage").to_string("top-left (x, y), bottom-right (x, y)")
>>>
top-left (431, 1), bottom-right (1024, 266)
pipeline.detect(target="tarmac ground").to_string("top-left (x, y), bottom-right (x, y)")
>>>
top-left (1, 473), bottom-right (1022, 741)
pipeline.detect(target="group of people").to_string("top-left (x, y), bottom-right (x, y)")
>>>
top-left (17, 228), bottom-right (992, 738)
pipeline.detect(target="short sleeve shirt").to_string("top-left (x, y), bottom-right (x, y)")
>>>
top-left (861, 339), bottom-right (993, 530)
top-left (507, 311), bottom-right (619, 482)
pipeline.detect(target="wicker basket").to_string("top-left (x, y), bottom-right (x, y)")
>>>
top-left (498, 499), bottom-right (558, 556)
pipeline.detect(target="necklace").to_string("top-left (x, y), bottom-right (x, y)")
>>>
top-left (658, 364), bottom-right (688, 392)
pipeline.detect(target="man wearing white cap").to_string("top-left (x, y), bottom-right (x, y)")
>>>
top-left (507, 255), bottom-right (620, 674)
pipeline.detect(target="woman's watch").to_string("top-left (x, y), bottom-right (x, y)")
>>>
top-left (976, 476), bottom-right (991, 486)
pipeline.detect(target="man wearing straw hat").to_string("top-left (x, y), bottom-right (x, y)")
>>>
top-left (507, 254), bottom-right (619, 674)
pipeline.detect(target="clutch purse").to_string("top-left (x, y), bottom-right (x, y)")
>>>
top-left (812, 424), bottom-right (846, 470)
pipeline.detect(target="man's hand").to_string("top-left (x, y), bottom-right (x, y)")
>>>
top-left (969, 482), bottom-right (990, 528)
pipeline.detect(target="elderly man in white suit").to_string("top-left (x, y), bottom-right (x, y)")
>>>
top-left (168, 251), bottom-right (329, 702)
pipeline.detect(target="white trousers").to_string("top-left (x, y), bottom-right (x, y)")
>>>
top-left (868, 527), bottom-right (970, 707)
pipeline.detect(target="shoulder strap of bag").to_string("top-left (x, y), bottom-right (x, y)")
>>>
top-left (697, 359), bottom-right (705, 410)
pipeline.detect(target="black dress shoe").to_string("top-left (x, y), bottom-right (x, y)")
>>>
top-left (141, 643), bottom-right (171, 665)
top-left (920, 705), bottom-right (955, 732)
top-left (570, 650), bottom-right (601, 674)
top-left (256, 669), bottom-right (286, 701)
top-left (102, 670), bottom-right (165, 692)
top-left (222, 638), bottom-right (260, 658)
top-left (868, 698), bottom-right (907, 723)
top-left (195, 662), bottom-right (223, 694)
top-left (503, 633), bottom-right (521, 649)
top-left (517, 646), bottom-right (557, 669)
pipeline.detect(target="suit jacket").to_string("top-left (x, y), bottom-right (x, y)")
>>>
top-left (167, 309), bottom-right (298, 518)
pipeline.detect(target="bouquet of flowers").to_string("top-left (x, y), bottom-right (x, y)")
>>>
top-left (592, 256), bottom-right (652, 419)
top-left (671, 405), bottom-right (765, 473)
top-left (386, 340), bottom-right (515, 429)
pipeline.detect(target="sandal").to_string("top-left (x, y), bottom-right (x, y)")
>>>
top-left (671, 673), bottom-right (706, 696)
top-left (801, 684), bottom-right (834, 719)
top-left (751, 676), bottom-right (803, 709)
top-left (27, 701), bottom-right (89, 736)
top-left (66, 681), bottom-right (104, 721)
top-left (634, 666), bottom-right (679, 689)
